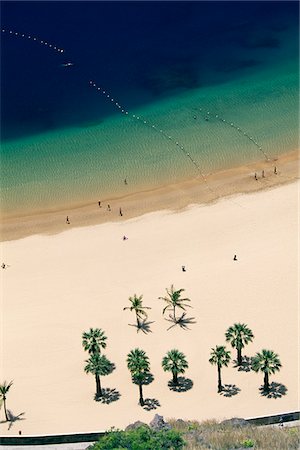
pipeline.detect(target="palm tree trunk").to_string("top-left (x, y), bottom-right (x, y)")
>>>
top-left (217, 365), bottom-right (222, 393)
top-left (3, 397), bottom-right (9, 421)
top-left (264, 372), bottom-right (269, 392)
top-left (136, 314), bottom-right (140, 329)
top-left (237, 348), bottom-right (242, 365)
top-left (173, 305), bottom-right (176, 321)
top-left (172, 372), bottom-right (178, 385)
top-left (95, 374), bottom-right (102, 397)
top-left (138, 383), bottom-right (144, 406)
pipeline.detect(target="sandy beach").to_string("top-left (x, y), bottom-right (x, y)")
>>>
top-left (0, 172), bottom-right (298, 435)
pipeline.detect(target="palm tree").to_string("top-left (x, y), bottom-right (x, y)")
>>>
top-left (225, 323), bottom-right (254, 365)
top-left (82, 328), bottom-right (107, 355)
top-left (127, 348), bottom-right (150, 406)
top-left (123, 295), bottom-right (151, 328)
top-left (252, 349), bottom-right (281, 393)
top-left (84, 353), bottom-right (113, 398)
top-left (162, 349), bottom-right (189, 385)
top-left (0, 380), bottom-right (13, 421)
top-left (209, 346), bottom-right (231, 393)
top-left (159, 285), bottom-right (191, 321)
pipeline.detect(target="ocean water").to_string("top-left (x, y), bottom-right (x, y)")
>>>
top-left (1, 2), bottom-right (298, 216)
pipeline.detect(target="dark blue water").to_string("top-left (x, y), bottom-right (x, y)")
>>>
top-left (1, 1), bottom-right (298, 141)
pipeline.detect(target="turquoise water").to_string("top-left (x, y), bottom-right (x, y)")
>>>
top-left (1, 55), bottom-right (298, 217)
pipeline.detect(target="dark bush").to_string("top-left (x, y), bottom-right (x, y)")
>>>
top-left (89, 425), bottom-right (185, 450)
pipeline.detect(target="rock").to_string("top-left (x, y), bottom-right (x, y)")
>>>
top-left (125, 420), bottom-right (148, 431)
top-left (221, 417), bottom-right (250, 427)
top-left (175, 419), bottom-right (186, 425)
top-left (175, 419), bottom-right (189, 428)
top-left (150, 414), bottom-right (171, 431)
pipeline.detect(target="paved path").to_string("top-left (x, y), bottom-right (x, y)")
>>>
top-left (1, 421), bottom-right (299, 449)
top-left (0, 443), bottom-right (92, 450)
top-left (263, 419), bottom-right (300, 428)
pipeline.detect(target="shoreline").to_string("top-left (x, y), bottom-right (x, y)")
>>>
top-left (1, 149), bottom-right (298, 242)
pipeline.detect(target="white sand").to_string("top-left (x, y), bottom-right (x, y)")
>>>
top-left (0, 181), bottom-right (298, 435)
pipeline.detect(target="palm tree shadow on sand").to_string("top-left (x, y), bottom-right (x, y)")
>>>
top-left (129, 320), bottom-right (155, 334)
top-left (168, 377), bottom-right (193, 392)
top-left (165, 313), bottom-right (196, 331)
top-left (143, 398), bottom-right (161, 411)
top-left (220, 384), bottom-right (241, 397)
top-left (259, 382), bottom-right (287, 399)
top-left (94, 388), bottom-right (121, 404)
top-left (233, 356), bottom-right (253, 372)
top-left (0, 410), bottom-right (26, 430)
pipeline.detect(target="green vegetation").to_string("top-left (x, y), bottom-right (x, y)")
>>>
top-left (168, 419), bottom-right (299, 449)
top-left (127, 348), bottom-right (151, 407)
top-left (225, 323), bottom-right (254, 365)
top-left (242, 438), bottom-right (255, 448)
top-left (252, 349), bottom-right (282, 392)
top-left (89, 425), bottom-right (185, 449)
top-left (84, 353), bottom-right (114, 398)
top-left (123, 294), bottom-right (151, 328)
top-left (159, 285), bottom-right (191, 322)
top-left (162, 349), bottom-right (189, 385)
top-left (82, 328), bottom-right (107, 355)
top-left (89, 420), bottom-right (299, 450)
top-left (209, 345), bottom-right (231, 393)
top-left (0, 380), bottom-right (13, 421)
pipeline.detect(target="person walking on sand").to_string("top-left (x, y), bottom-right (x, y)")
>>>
top-left (107, 204), bottom-right (111, 211)
top-left (98, 201), bottom-right (101, 208)
top-left (66, 216), bottom-right (70, 224)
top-left (262, 170), bottom-right (265, 178)
top-left (182, 265), bottom-right (186, 272)
top-left (274, 166), bottom-right (277, 174)
top-left (233, 255), bottom-right (237, 261)
top-left (124, 178), bottom-right (128, 185)
top-left (1, 263), bottom-right (6, 269)
top-left (254, 172), bottom-right (258, 181)
top-left (119, 207), bottom-right (123, 217)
